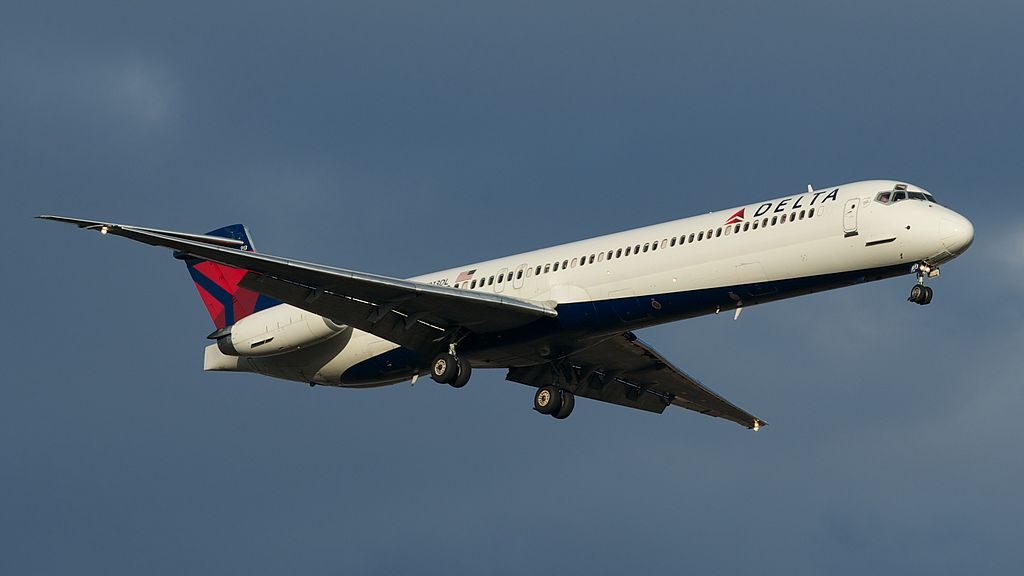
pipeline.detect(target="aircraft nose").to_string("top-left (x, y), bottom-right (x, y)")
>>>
top-left (940, 212), bottom-right (974, 255)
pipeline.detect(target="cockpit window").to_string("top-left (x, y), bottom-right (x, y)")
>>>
top-left (876, 189), bottom-right (938, 205)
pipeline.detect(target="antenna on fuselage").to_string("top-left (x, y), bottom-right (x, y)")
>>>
top-left (807, 184), bottom-right (814, 194)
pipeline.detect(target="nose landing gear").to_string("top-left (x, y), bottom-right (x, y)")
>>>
top-left (908, 263), bottom-right (938, 305)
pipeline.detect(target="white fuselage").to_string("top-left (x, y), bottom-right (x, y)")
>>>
top-left (204, 180), bottom-right (973, 386)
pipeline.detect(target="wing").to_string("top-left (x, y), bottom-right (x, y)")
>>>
top-left (506, 332), bottom-right (765, 429)
top-left (37, 216), bottom-right (557, 353)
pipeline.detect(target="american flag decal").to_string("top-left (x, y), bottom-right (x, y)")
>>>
top-left (455, 269), bottom-right (477, 283)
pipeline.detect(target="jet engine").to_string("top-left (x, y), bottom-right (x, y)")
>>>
top-left (213, 304), bottom-right (348, 357)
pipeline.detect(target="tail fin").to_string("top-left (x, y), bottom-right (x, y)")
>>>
top-left (175, 224), bottom-right (281, 329)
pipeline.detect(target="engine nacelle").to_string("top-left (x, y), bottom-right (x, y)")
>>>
top-left (214, 304), bottom-right (348, 357)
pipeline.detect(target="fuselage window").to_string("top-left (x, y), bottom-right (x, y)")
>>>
top-left (589, 254), bottom-right (595, 264)
top-left (779, 215), bottom-right (786, 224)
top-left (789, 212), bottom-right (796, 222)
top-left (488, 276), bottom-right (494, 285)
top-left (615, 248), bottom-right (622, 258)
top-left (753, 220), bottom-right (759, 230)
top-left (707, 229), bottom-right (713, 239)
top-left (809, 208), bottom-right (815, 218)
top-left (697, 231), bottom-right (704, 241)
top-left (743, 222), bottom-right (750, 232)
top-left (553, 262), bottom-right (559, 272)
top-left (762, 218), bottom-right (768, 228)
top-left (799, 210), bottom-right (806, 220)
top-left (526, 268), bottom-right (533, 278)
top-left (625, 246), bottom-right (631, 256)
top-left (771, 216), bottom-right (777, 226)
top-left (715, 227), bottom-right (722, 238)
top-left (517, 269), bottom-right (524, 279)
top-left (470, 280), bottom-right (477, 289)
top-left (670, 237), bottom-right (677, 247)
top-left (725, 226), bottom-right (731, 236)
top-left (598, 252), bottom-right (605, 262)
top-left (562, 259), bottom-right (568, 269)
top-left (634, 244), bottom-right (641, 254)
top-left (571, 258), bottom-right (578, 268)
top-left (660, 239), bottom-right (667, 249)
top-left (535, 266), bottom-right (542, 275)
top-left (498, 273), bottom-right (504, 283)
top-left (734, 224), bottom-right (741, 234)
top-left (876, 191), bottom-right (892, 204)
top-left (688, 233), bottom-right (695, 243)
top-left (543, 265), bottom-right (550, 274)
top-left (643, 243), bottom-right (650, 252)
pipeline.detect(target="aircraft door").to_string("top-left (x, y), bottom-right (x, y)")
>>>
top-left (512, 264), bottom-right (527, 289)
top-left (843, 198), bottom-right (859, 236)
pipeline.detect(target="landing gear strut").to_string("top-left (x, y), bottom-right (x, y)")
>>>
top-left (430, 347), bottom-right (472, 388)
top-left (533, 385), bottom-right (575, 420)
top-left (908, 263), bottom-right (938, 306)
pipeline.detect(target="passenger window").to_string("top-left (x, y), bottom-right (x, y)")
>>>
top-left (562, 259), bottom-right (568, 269)
top-left (743, 222), bottom-right (749, 232)
top-left (598, 252), bottom-right (605, 262)
top-left (789, 213), bottom-right (796, 222)
top-left (535, 266), bottom-right (541, 275)
top-left (715, 228), bottom-right (722, 237)
top-left (526, 268), bottom-right (533, 278)
top-left (517, 269), bottom-right (523, 279)
top-left (688, 233), bottom-right (695, 243)
top-left (543, 265), bottom-right (549, 274)
top-left (660, 239), bottom-right (667, 249)
top-left (762, 218), bottom-right (768, 228)
top-left (571, 258), bottom-right (578, 268)
top-left (725, 226), bottom-right (731, 236)
top-left (615, 248), bottom-right (622, 258)
top-left (589, 254), bottom-right (595, 264)
top-left (698, 231), bottom-right (704, 241)
top-left (643, 243), bottom-right (649, 253)
top-left (799, 210), bottom-right (806, 220)
top-left (634, 244), bottom-right (640, 254)
top-left (553, 262), bottom-right (559, 272)
top-left (488, 276), bottom-right (494, 285)
top-left (771, 216), bottom-right (777, 225)
top-left (670, 237), bottom-right (677, 247)
top-left (752, 220), bottom-right (759, 230)
top-left (498, 273), bottom-right (504, 282)
top-left (471, 280), bottom-right (477, 289)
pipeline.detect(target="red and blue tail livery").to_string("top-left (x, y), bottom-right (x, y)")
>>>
top-left (176, 224), bottom-right (280, 329)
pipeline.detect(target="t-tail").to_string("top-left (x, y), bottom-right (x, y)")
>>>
top-left (174, 224), bottom-right (281, 329)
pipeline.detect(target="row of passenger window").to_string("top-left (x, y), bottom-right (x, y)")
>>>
top-left (456, 207), bottom-right (818, 290)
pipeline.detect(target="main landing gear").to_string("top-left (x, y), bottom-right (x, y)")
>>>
top-left (533, 385), bottom-right (575, 420)
top-left (430, 346), bottom-right (472, 388)
top-left (908, 263), bottom-right (938, 306)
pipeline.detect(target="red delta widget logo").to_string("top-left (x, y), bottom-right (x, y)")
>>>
top-left (726, 188), bottom-right (840, 225)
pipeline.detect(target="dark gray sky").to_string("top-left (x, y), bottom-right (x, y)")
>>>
top-left (3, 1), bottom-right (1022, 574)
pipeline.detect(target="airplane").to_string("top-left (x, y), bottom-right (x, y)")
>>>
top-left (39, 179), bottom-right (974, 430)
